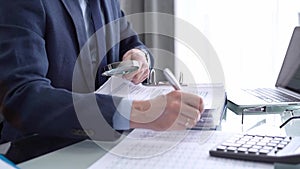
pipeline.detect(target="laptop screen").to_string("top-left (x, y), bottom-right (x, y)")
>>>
top-left (276, 27), bottom-right (300, 94)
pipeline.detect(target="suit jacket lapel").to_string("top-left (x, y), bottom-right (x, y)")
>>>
top-left (61, 0), bottom-right (95, 92)
top-left (89, 0), bottom-right (108, 85)
top-left (60, 0), bottom-right (87, 49)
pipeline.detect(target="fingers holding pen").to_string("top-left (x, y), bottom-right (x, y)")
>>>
top-left (162, 68), bottom-right (204, 129)
top-left (130, 90), bottom-right (205, 131)
top-left (181, 92), bottom-right (204, 114)
top-left (166, 91), bottom-right (204, 129)
top-left (180, 104), bottom-right (202, 123)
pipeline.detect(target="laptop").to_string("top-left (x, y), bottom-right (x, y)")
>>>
top-left (228, 27), bottom-right (300, 114)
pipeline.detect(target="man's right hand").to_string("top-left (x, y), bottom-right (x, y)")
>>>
top-left (130, 91), bottom-right (204, 131)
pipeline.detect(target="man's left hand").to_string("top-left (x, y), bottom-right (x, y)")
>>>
top-left (122, 48), bottom-right (150, 84)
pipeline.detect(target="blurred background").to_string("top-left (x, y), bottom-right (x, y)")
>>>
top-left (121, 0), bottom-right (300, 88)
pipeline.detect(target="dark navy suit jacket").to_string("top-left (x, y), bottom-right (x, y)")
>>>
top-left (0, 0), bottom-right (150, 142)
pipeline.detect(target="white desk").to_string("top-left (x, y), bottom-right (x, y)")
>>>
top-left (17, 110), bottom-right (296, 169)
top-left (18, 140), bottom-right (104, 169)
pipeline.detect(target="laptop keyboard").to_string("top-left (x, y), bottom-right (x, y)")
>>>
top-left (244, 88), bottom-right (300, 103)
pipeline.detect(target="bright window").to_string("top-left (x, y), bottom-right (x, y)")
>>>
top-left (175, 0), bottom-right (300, 89)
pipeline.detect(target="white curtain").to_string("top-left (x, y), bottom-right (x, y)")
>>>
top-left (120, 0), bottom-right (175, 82)
top-left (175, 0), bottom-right (300, 88)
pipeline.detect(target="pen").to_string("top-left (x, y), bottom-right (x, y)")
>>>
top-left (163, 68), bottom-right (182, 90)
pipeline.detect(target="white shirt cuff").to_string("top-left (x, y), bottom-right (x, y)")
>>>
top-left (113, 98), bottom-right (132, 130)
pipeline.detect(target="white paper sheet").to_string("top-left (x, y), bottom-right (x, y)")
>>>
top-left (95, 76), bottom-right (225, 109)
top-left (95, 76), bottom-right (226, 129)
top-left (88, 130), bottom-right (273, 169)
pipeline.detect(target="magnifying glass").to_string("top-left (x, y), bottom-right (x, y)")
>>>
top-left (102, 60), bottom-right (140, 76)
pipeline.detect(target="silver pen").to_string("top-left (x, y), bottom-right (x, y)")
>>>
top-left (163, 68), bottom-right (182, 90)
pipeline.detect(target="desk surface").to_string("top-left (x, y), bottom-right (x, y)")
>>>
top-left (19, 140), bottom-right (105, 169)
top-left (15, 110), bottom-right (298, 169)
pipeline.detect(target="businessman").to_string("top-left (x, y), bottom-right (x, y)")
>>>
top-left (0, 0), bottom-right (204, 142)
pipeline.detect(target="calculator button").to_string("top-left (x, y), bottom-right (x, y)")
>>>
top-left (236, 140), bottom-right (246, 144)
top-left (252, 136), bottom-right (263, 141)
top-left (237, 147), bottom-right (248, 153)
top-left (246, 141), bottom-right (256, 145)
top-left (216, 145), bottom-right (227, 151)
top-left (256, 142), bottom-right (267, 146)
top-left (248, 148), bottom-right (259, 154)
top-left (281, 141), bottom-right (289, 145)
top-left (259, 149), bottom-right (270, 155)
top-left (226, 147), bottom-right (237, 152)
top-left (270, 140), bottom-right (280, 144)
top-left (260, 140), bottom-right (270, 143)
top-left (267, 143), bottom-right (277, 147)
top-left (274, 137), bottom-right (284, 141)
top-left (277, 144), bottom-right (286, 150)
top-left (262, 146), bottom-right (274, 150)
top-left (242, 144), bottom-right (252, 148)
top-left (252, 145), bottom-right (262, 149)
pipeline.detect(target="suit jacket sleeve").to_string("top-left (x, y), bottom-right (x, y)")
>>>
top-left (0, 0), bottom-right (123, 141)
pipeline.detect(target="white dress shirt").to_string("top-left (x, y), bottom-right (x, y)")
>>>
top-left (79, 0), bottom-right (132, 130)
